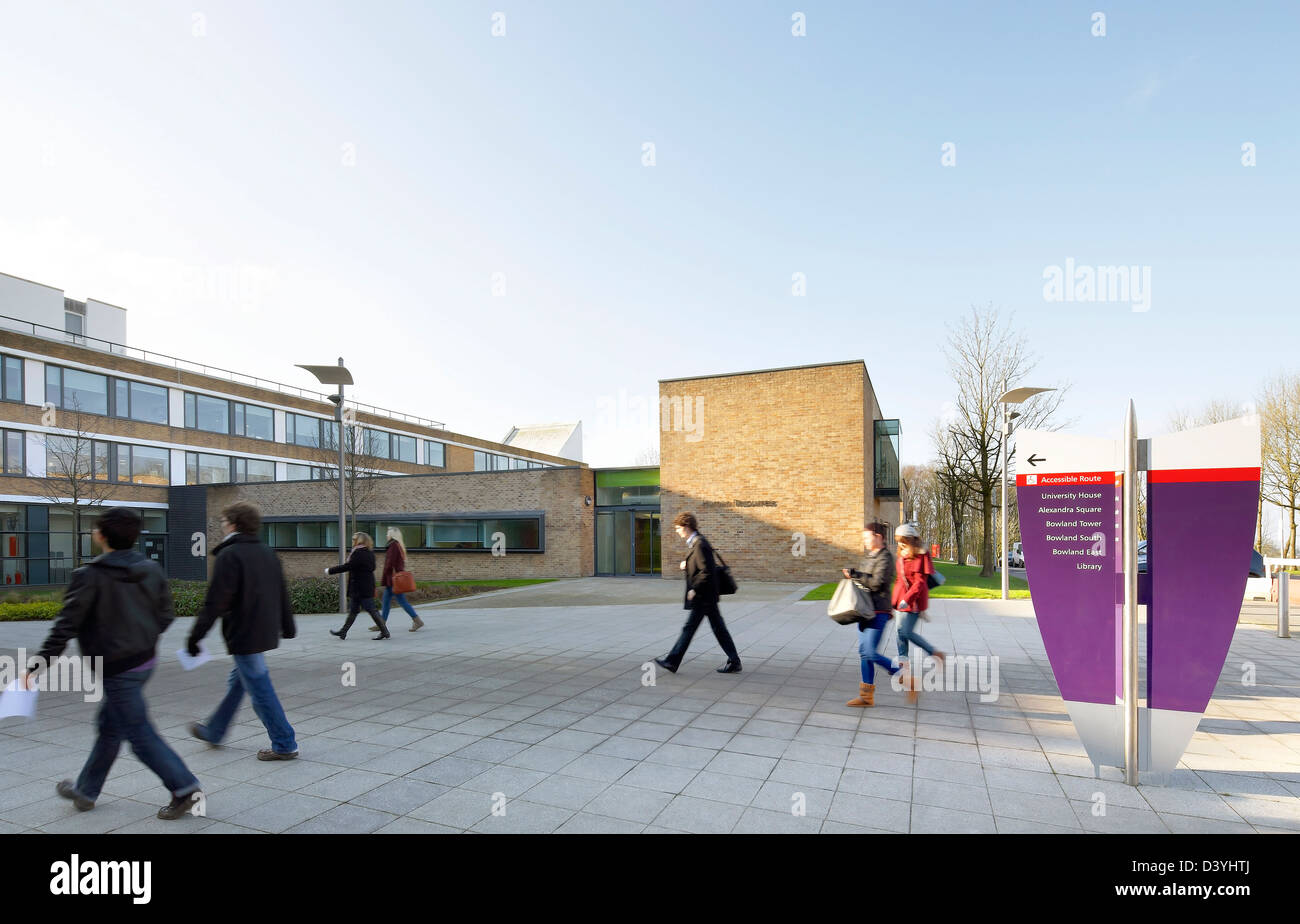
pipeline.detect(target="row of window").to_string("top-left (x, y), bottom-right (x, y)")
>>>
top-left (28, 356), bottom-right (456, 465)
top-left (1, 503), bottom-right (167, 586)
top-left (474, 451), bottom-right (546, 472)
top-left (263, 517), bottom-right (543, 552)
top-left (6, 354), bottom-right (551, 472)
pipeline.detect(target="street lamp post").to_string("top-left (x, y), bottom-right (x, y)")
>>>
top-left (297, 358), bottom-right (354, 614)
top-left (998, 386), bottom-right (1056, 600)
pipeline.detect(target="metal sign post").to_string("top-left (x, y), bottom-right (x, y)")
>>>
top-left (1122, 401), bottom-right (1139, 786)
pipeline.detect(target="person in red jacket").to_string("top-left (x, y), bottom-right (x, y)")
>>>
top-left (372, 526), bottom-right (424, 632)
top-left (893, 524), bottom-right (946, 702)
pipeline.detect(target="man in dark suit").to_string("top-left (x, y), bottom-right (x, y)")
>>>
top-left (655, 512), bottom-right (742, 675)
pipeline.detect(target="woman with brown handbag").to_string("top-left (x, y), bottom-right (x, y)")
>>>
top-left (373, 526), bottom-right (424, 632)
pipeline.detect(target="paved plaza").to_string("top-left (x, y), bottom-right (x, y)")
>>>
top-left (2, 578), bottom-right (1298, 834)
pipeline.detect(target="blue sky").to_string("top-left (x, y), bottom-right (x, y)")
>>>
top-left (0, 0), bottom-right (1296, 471)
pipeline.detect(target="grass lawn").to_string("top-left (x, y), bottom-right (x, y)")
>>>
top-left (802, 562), bottom-right (1029, 601)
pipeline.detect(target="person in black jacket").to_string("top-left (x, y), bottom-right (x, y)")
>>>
top-left (187, 502), bottom-right (299, 760)
top-left (654, 512), bottom-right (742, 675)
top-left (327, 531), bottom-right (388, 640)
top-left (841, 522), bottom-right (901, 707)
top-left (26, 507), bottom-right (203, 819)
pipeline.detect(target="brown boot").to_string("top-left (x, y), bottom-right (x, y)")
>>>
top-left (846, 683), bottom-right (874, 707)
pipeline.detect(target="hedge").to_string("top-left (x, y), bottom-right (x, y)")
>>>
top-left (0, 601), bottom-right (63, 621)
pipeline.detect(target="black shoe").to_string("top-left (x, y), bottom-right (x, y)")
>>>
top-left (56, 780), bottom-right (95, 811)
top-left (372, 631), bottom-right (391, 640)
top-left (654, 657), bottom-right (678, 674)
top-left (330, 629), bottom-right (346, 639)
top-left (157, 791), bottom-right (202, 820)
top-left (717, 660), bottom-right (742, 674)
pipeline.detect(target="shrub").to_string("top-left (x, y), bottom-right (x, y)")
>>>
top-left (287, 578), bottom-right (344, 614)
top-left (0, 601), bottom-right (63, 621)
top-left (169, 581), bottom-right (209, 619)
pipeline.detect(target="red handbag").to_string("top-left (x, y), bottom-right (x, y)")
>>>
top-left (393, 570), bottom-right (416, 594)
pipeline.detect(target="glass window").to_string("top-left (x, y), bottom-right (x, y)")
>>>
top-left (186, 452), bottom-right (231, 485)
top-left (3, 430), bottom-right (23, 474)
top-left (61, 368), bottom-right (109, 415)
top-left (65, 312), bottom-right (84, 336)
top-left (393, 434), bottom-right (416, 463)
top-left (130, 446), bottom-right (170, 485)
top-left (482, 518), bottom-right (541, 551)
top-left (428, 519), bottom-right (481, 549)
top-left (363, 428), bottom-right (390, 459)
top-left (285, 463), bottom-right (312, 480)
top-left (236, 458), bottom-right (274, 483)
top-left (129, 382), bottom-right (168, 424)
top-left (424, 440), bottom-right (445, 468)
top-left (45, 436), bottom-right (91, 478)
top-left (184, 393), bottom-right (195, 428)
top-left (239, 403), bottom-right (274, 441)
top-left (268, 523), bottom-right (297, 547)
top-left (190, 394), bottom-right (229, 434)
top-left (1, 356), bottom-right (22, 401)
top-left (295, 522), bottom-right (321, 547)
top-left (288, 413), bottom-right (322, 448)
top-left (45, 365), bottom-right (59, 406)
top-left (141, 510), bottom-right (167, 533)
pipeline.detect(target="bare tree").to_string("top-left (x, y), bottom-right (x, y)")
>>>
top-left (633, 443), bottom-right (660, 466)
top-left (933, 423), bottom-right (977, 565)
top-left (943, 305), bottom-right (1069, 577)
top-left (1168, 397), bottom-right (1256, 545)
top-left (36, 401), bottom-right (117, 570)
top-left (311, 422), bottom-right (390, 539)
top-left (1259, 374), bottom-right (1300, 558)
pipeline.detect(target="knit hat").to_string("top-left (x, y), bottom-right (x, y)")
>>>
top-left (895, 523), bottom-right (921, 539)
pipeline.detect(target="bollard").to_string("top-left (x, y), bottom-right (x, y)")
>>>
top-left (1280, 572), bottom-right (1291, 639)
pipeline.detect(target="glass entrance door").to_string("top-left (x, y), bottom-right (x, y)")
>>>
top-left (596, 508), bottom-right (660, 575)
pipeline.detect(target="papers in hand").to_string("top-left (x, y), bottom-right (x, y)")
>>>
top-left (0, 679), bottom-right (38, 719)
top-left (176, 641), bottom-right (212, 671)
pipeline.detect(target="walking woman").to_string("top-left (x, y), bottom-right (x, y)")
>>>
top-left (842, 522), bottom-right (900, 707)
top-left (894, 523), bottom-right (945, 702)
top-left (327, 532), bottom-right (389, 640)
top-left (372, 526), bottom-right (424, 633)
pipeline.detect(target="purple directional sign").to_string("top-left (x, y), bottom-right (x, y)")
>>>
top-left (1143, 420), bottom-right (1261, 771)
top-left (1016, 418), bottom-right (1262, 775)
top-left (1015, 431), bottom-right (1124, 768)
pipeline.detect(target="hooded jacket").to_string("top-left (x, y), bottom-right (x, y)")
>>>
top-left (33, 549), bottom-right (174, 676)
top-left (189, 531), bottom-right (296, 656)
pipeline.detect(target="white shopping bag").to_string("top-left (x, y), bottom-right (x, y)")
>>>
top-left (176, 641), bottom-right (212, 671)
top-left (0, 679), bottom-right (38, 719)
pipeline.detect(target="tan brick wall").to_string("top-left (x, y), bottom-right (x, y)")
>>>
top-left (203, 466), bottom-right (595, 581)
top-left (659, 362), bottom-right (895, 583)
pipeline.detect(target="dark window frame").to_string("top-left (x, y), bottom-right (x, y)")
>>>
top-left (1, 355), bottom-right (24, 403)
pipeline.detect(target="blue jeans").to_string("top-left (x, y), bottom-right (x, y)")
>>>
top-left (896, 609), bottom-right (936, 661)
top-left (381, 586), bottom-right (420, 623)
top-left (858, 613), bottom-right (899, 684)
top-left (76, 668), bottom-right (201, 801)
top-left (200, 653), bottom-right (297, 754)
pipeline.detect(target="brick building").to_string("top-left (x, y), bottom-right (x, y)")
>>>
top-left (0, 272), bottom-right (900, 589)
top-left (658, 361), bottom-right (902, 582)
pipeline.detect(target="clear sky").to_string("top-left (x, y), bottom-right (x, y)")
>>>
top-left (1, 0), bottom-right (1296, 472)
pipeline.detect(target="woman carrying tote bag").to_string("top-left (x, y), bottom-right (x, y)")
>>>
top-left (373, 526), bottom-right (424, 633)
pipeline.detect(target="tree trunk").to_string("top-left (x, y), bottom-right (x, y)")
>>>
top-left (980, 490), bottom-right (994, 578)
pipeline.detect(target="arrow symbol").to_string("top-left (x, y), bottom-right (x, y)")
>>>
top-left (1027, 454), bottom-right (1046, 467)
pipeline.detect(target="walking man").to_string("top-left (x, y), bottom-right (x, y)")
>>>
top-left (28, 507), bottom-right (203, 819)
top-left (187, 501), bottom-right (299, 760)
top-left (655, 512), bottom-right (742, 675)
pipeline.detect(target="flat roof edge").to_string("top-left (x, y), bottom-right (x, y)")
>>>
top-left (658, 359), bottom-right (866, 384)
